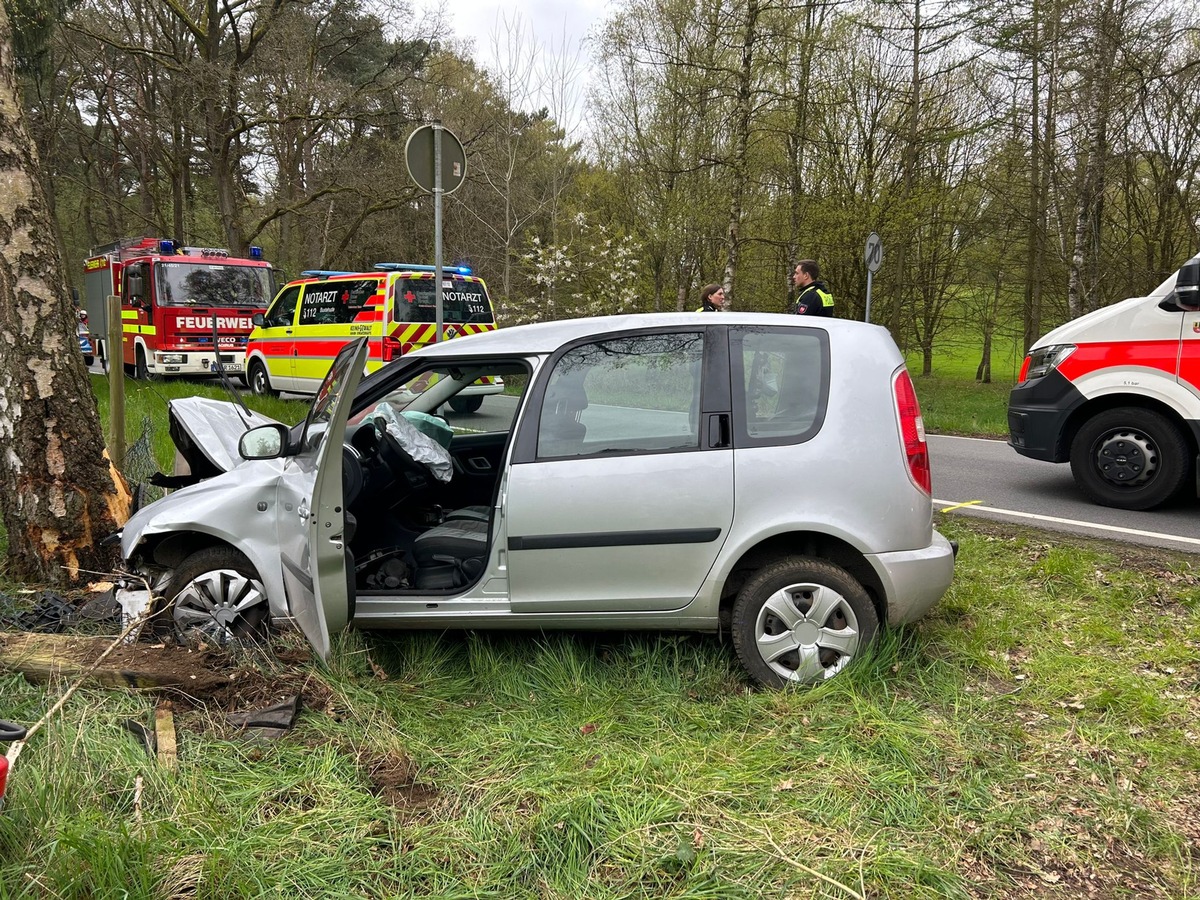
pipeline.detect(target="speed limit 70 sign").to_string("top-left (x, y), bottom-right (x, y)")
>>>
top-left (865, 232), bottom-right (883, 273)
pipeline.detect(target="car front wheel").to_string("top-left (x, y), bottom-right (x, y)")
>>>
top-left (158, 547), bottom-right (269, 646)
top-left (732, 557), bottom-right (878, 688)
top-left (1069, 407), bottom-right (1190, 510)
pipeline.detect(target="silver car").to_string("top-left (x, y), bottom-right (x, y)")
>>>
top-left (117, 313), bottom-right (956, 687)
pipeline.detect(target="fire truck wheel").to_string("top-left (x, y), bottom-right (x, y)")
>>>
top-left (448, 396), bottom-right (483, 414)
top-left (1069, 407), bottom-right (1191, 510)
top-left (158, 547), bottom-right (269, 647)
top-left (134, 347), bottom-right (159, 382)
top-left (248, 359), bottom-right (279, 397)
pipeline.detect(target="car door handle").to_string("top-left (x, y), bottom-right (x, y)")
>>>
top-left (466, 457), bottom-right (492, 472)
top-left (707, 413), bottom-right (731, 449)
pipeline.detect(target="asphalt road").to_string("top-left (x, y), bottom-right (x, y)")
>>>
top-left (929, 434), bottom-right (1200, 554)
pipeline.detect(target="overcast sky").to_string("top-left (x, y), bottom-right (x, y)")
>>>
top-left (420, 0), bottom-right (612, 139)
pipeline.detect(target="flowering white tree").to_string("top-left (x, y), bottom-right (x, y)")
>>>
top-left (504, 214), bottom-right (642, 324)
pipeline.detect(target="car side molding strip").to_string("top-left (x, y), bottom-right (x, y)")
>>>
top-left (508, 528), bottom-right (721, 552)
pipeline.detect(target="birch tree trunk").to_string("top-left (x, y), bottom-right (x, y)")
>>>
top-left (0, 3), bottom-right (131, 585)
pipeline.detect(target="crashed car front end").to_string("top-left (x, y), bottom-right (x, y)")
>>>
top-left (117, 457), bottom-right (299, 628)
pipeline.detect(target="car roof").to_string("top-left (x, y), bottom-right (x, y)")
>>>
top-left (412, 312), bottom-right (882, 357)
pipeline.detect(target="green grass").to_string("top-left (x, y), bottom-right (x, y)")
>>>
top-left (911, 375), bottom-right (1012, 437)
top-left (2, 518), bottom-right (1199, 898)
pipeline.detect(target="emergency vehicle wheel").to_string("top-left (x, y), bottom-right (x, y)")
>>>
top-left (134, 347), bottom-right (158, 382)
top-left (731, 556), bottom-right (878, 688)
top-left (158, 547), bottom-right (269, 646)
top-left (449, 396), bottom-right (483, 414)
top-left (248, 359), bottom-right (279, 398)
top-left (1070, 407), bottom-right (1190, 510)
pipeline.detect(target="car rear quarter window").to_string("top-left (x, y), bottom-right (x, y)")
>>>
top-left (731, 326), bottom-right (829, 446)
top-left (537, 332), bottom-right (704, 458)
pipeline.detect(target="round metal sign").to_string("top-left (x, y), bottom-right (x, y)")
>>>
top-left (864, 232), bottom-right (883, 274)
top-left (405, 124), bottom-right (466, 195)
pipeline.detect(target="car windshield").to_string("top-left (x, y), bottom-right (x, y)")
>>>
top-left (156, 262), bottom-right (273, 308)
top-left (394, 277), bottom-right (493, 324)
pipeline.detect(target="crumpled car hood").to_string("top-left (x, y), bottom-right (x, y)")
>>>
top-left (168, 397), bottom-right (281, 476)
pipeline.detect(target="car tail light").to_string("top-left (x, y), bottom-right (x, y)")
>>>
top-left (893, 368), bottom-right (931, 495)
top-left (381, 335), bottom-right (403, 361)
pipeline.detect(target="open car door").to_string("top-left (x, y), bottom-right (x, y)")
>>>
top-left (276, 339), bottom-right (369, 659)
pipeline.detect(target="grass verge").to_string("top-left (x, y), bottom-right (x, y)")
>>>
top-left (2, 517), bottom-right (1197, 898)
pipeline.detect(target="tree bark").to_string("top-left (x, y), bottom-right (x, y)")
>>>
top-left (0, 4), bottom-right (131, 586)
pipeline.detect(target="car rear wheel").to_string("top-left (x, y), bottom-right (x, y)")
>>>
top-left (248, 359), bottom-right (279, 397)
top-left (732, 556), bottom-right (878, 688)
top-left (158, 547), bottom-right (269, 646)
top-left (1069, 407), bottom-right (1190, 510)
top-left (449, 395), bottom-right (483, 414)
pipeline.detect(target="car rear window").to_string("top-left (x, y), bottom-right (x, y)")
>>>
top-left (731, 327), bottom-right (828, 446)
top-left (394, 277), bottom-right (493, 324)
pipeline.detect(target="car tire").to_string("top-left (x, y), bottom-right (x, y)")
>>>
top-left (449, 395), bottom-right (484, 414)
top-left (157, 547), bottom-right (269, 646)
top-left (731, 556), bottom-right (878, 688)
top-left (248, 359), bottom-right (278, 398)
top-left (1069, 407), bottom-right (1190, 510)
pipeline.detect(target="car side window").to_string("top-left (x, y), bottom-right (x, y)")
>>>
top-left (536, 332), bottom-right (704, 459)
top-left (299, 278), bottom-right (379, 326)
top-left (731, 327), bottom-right (828, 445)
top-left (264, 285), bottom-right (301, 327)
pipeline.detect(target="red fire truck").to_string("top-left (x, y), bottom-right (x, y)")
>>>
top-left (82, 237), bottom-right (275, 379)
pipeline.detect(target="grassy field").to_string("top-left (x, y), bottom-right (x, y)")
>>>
top-left (2, 518), bottom-right (1198, 898)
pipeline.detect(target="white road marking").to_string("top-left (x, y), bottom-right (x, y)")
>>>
top-left (932, 498), bottom-right (1200, 549)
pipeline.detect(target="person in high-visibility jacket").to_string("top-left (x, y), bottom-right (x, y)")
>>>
top-left (696, 283), bottom-right (726, 312)
top-left (792, 260), bottom-right (834, 317)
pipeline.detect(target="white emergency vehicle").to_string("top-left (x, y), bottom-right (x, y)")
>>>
top-left (1008, 254), bottom-right (1200, 510)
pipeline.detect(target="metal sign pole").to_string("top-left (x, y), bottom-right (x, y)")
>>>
top-left (865, 269), bottom-right (874, 324)
top-left (433, 121), bottom-right (444, 343)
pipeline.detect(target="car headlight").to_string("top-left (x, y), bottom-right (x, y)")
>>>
top-left (160, 353), bottom-right (186, 364)
top-left (1022, 344), bottom-right (1075, 381)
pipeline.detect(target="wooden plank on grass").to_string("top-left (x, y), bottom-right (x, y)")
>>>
top-left (0, 631), bottom-right (234, 697)
top-left (155, 704), bottom-right (177, 769)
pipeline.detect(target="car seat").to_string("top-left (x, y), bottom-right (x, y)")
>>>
top-left (411, 516), bottom-right (489, 589)
top-left (538, 369), bottom-right (589, 456)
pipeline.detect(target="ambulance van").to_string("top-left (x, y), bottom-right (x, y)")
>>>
top-left (244, 263), bottom-right (501, 411)
top-left (1007, 253), bottom-right (1200, 510)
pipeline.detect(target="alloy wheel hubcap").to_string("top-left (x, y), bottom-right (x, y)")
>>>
top-left (172, 568), bottom-right (266, 645)
top-left (755, 582), bottom-right (861, 683)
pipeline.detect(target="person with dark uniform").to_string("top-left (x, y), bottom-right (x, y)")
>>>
top-left (791, 260), bottom-right (834, 317)
top-left (696, 284), bottom-right (726, 312)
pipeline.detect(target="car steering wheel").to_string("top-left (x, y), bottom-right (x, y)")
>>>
top-left (373, 418), bottom-right (432, 490)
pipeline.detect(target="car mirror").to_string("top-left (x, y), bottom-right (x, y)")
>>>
top-left (1171, 257), bottom-right (1200, 311)
top-left (239, 423), bottom-right (288, 460)
top-left (252, 312), bottom-right (265, 327)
